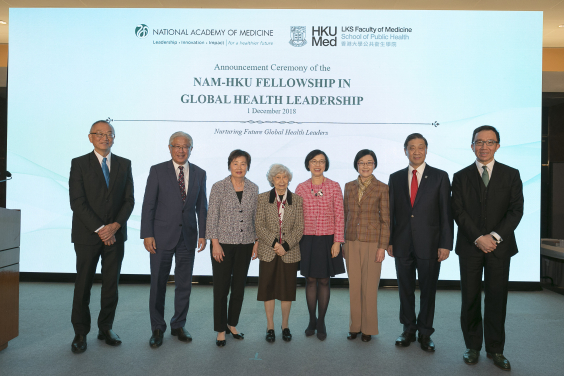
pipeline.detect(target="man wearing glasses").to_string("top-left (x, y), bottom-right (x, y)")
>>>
top-left (452, 125), bottom-right (523, 371)
top-left (141, 131), bottom-right (207, 348)
top-left (69, 120), bottom-right (134, 353)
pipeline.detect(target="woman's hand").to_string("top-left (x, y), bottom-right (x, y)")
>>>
top-left (331, 242), bottom-right (341, 258)
top-left (252, 241), bottom-right (259, 260)
top-left (273, 242), bottom-right (286, 257)
top-left (375, 248), bottom-right (386, 263)
top-left (212, 240), bottom-right (225, 263)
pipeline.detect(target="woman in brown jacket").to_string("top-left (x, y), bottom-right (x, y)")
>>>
top-left (343, 149), bottom-right (390, 342)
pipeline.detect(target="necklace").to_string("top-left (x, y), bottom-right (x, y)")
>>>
top-left (310, 178), bottom-right (325, 197)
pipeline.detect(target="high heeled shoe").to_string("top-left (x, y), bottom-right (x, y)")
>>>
top-left (216, 332), bottom-right (226, 347)
top-left (226, 326), bottom-right (244, 340)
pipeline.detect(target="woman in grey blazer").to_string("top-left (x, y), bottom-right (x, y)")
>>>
top-left (256, 164), bottom-right (304, 343)
top-left (206, 150), bottom-right (259, 347)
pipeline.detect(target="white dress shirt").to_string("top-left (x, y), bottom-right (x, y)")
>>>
top-left (473, 159), bottom-right (502, 244)
top-left (408, 162), bottom-right (426, 197)
top-left (172, 160), bottom-right (190, 194)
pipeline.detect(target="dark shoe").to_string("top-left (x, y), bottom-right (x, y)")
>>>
top-left (305, 319), bottom-right (317, 337)
top-left (316, 321), bottom-right (327, 341)
top-left (149, 329), bottom-right (164, 348)
top-left (395, 331), bottom-right (416, 347)
top-left (71, 334), bottom-right (87, 354)
top-left (171, 327), bottom-right (192, 342)
top-left (226, 326), bottom-right (244, 340)
top-left (97, 329), bottom-right (122, 346)
top-left (361, 334), bottom-right (372, 342)
top-left (282, 327), bottom-right (292, 342)
top-left (418, 334), bottom-right (435, 352)
top-left (487, 353), bottom-right (511, 371)
top-left (463, 349), bottom-right (480, 365)
top-left (216, 339), bottom-right (226, 347)
top-left (347, 332), bottom-right (360, 340)
top-left (265, 329), bottom-right (275, 343)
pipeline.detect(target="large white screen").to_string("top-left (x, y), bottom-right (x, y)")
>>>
top-left (7, 9), bottom-right (542, 281)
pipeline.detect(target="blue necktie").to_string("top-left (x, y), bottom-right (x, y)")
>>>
top-left (102, 157), bottom-right (110, 188)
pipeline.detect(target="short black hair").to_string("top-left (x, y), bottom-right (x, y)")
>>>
top-left (472, 125), bottom-right (500, 144)
top-left (304, 149), bottom-right (329, 171)
top-left (228, 149), bottom-right (251, 171)
top-left (404, 133), bottom-right (428, 149)
top-left (353, 149), bottom-right (378, 172)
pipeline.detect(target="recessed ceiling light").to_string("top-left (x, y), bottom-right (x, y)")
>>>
top-left (0, 21), bottom-right (6, 25)
top-left (560, 24), bottom-right (564, 28)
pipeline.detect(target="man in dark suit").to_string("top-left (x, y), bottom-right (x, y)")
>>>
top-left (141, 131), bottom-right (207, 348)
top-left (387, 133), bottom-right (453, 352)
top-left (69, 120), bottom-right (134, 354)
top-left (452, 125), bottom-right (523, 371)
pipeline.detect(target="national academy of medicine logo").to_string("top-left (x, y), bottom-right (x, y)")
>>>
top-left (135, 24), bottom-right (149, 38)
top-left (289, 26), bottom-right (307, 47)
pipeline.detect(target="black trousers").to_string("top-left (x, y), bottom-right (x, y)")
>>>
top-left (459, 253), bottom-right (510, 354)
top-left (71, 241), bottom-right (124, 335)
top-left (211, 243), bottom-right (253, 332)
top-left (395, 245), bottom-right (441, 336)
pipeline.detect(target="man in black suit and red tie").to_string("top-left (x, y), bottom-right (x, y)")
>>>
top-left (387, 133), bottom-right (453, 352)
top-left (452, 125), bottom-right (523, 371)
top-left (69, 120), bottom-right (134, 354)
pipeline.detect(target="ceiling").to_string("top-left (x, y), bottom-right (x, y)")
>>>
top-left (1, 0), bottom-right (564, 46)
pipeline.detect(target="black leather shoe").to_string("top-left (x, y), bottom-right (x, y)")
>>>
top-left (282, 327), bottom-right (292, 342)
top-left (347, 332), bottom-right (360, 340)
top-left (395, 331), bottom-right (416, 347)
top-left (226, 326), bottom-right (244, 340)
top-left (487, 353), bottom-right (511, 371)
top-left (71, 334), bottom-right (87, 354)
top-left (149, 329), bottom-right (164, 348)
top-left (316, 321), bottom-right (327, 341)
top-left (171, 327), bottom-right (192, 342)
top-left (305, 319), bottom-right (316, 337)
top-left (418, 334), bottom-right (435, 352)
top-left (265, 329), bottom-right (275, 342)
top-left (463, 349), bottom-right (480, 365)
top-left (216, 339), bottom-right (226, 347)
top-left (97, 329), bottom-right (122, 346)
top-left (361, 334), bottom-right (372, 342)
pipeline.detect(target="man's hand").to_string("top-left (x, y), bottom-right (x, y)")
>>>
top-left (331, 242), bottom-right (341, 258)
top-left (386, 245), bottom-right (394, 257)
top-left (212, 240), bottom-right (224, 262)
top-left (144, 237), bottom-right (157, 254)
top-left (476, 235), bottom-right (497, 253)
top-left (197, 238), bottom-right (206, 252)
top-left (252, 241), bottom-right (259, 260)
top-left (98, 222), bottom-right (121, 242)
top-left (375, 248), bottom-right (386, 263)
top-left (438, 248), bottom-right (450, 262)
top-left (103, 235), bottom-right (116, 246)
top-left (273, 242), bottom-right (286, 257)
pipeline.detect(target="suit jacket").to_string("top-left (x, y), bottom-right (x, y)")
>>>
top-left (452, 161), bottom-right (523, 259)
top-left (388, 164), bottom-right (453, 259)
top-left (69, 151), bottom-right (134, 245)
top-left (205, 176), bottom-right (258, 244)
top-left (140, 160), bottom-right (207, 251)
top-left (343, 176), bottom-right (390, 248)
top-left (255, 189), bottom-right (304, 263)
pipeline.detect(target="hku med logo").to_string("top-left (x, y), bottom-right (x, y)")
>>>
top-left (135, 24), bottom-right (149, 38)
top-left (289, 26), bottom-right (307, 47)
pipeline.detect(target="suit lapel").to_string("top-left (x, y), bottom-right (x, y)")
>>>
top-left (107, 155), bottom-right (120, 194)
top-left (89, 152), bottom-right (107, 191)
top-left (359, 176), bottom-right (377, 205)
top-left (184, 162), bottom-right (196, 207)
top-left (399, 167), bottom-right (411, 206)
top-left (413, 165), bottom-right (431, 207)
top-left (467, 163), bottom-right (482, 193)
top-left (167, 161), bottom-right (183, 203)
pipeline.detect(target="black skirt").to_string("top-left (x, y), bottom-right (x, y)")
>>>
top-left (299, 235), bottom-right (346, 278)
top-left (257, 256), bottom-right (299, 301)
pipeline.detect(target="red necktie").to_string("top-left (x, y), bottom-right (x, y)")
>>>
top-left (178, 166), bottom-right (186, 202)
top-left (410, 170), bottom-right (418, 207)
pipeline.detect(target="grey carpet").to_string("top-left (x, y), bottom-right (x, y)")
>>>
top-left (1, 282), bottom-right (563, 376)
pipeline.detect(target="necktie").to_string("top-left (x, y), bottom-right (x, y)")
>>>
top-left (178, 166), bottom-right (186, 202)
top-left (410, 169), bottom-right (418, 207)
top-left (102, 157), bottom-right (110, 188)
top-left (482, 165), bottom-right (489, 187)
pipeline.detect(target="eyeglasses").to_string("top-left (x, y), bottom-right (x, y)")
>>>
top-left (310, 160), bottom-right (326, 166)
top-left (171, 145), bottom-right (191, 151)
top-left (473, 140), bottom-right (498, 147)
top-left (90, 132), bottom-right (115, 139)
top-left (357, 162), bottom-right (374, 167)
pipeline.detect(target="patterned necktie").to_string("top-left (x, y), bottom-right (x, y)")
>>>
top-left (410, 169), bottom-right (418, 207)
top-left (102, 157), bottom-right (110, 188)
top-left (178, 166), bottom-right (186, 202)
top-left (482, 165), bottom-right (489, 187)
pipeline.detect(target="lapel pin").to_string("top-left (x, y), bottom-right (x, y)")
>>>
top-left (425, 176), bottom-right (428, 178)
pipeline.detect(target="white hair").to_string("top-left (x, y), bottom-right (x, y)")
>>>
top-left (266, 164), bottom-right (293, 187)
top-left (169, 131), bottom-right (193, 147)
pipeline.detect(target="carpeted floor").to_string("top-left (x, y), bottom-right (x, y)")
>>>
top-left (1, 282), bottom-right (563, 376)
